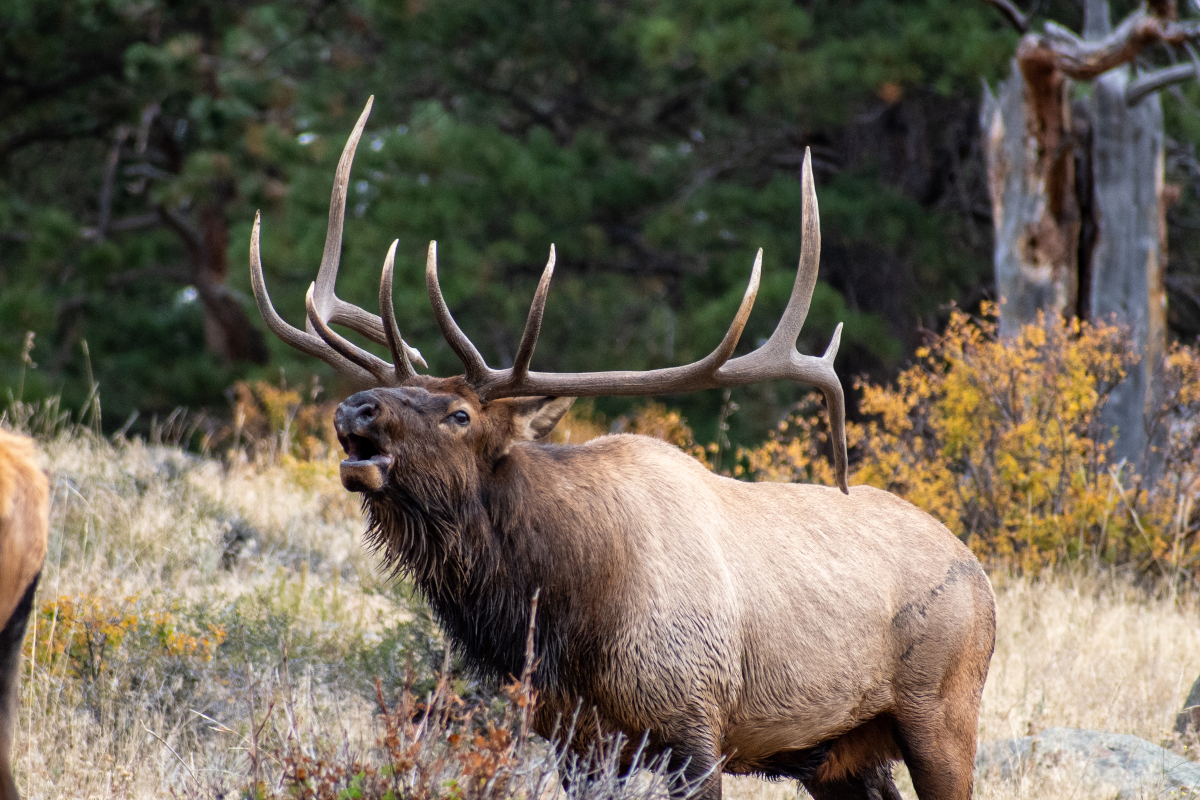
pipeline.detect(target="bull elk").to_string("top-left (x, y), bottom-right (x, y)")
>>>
top-left (250, 98), bottom-right (996, 800)
top-left (0, 430), bottom-right (48, 800)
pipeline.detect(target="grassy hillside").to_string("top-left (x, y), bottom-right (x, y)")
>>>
top-left (3, 419), bottom-right (1197, 799)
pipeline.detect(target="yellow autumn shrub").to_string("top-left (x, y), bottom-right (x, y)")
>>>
top-left (740, 306), bottom-right (1200, 575)
top-left (26, 592), bottom-right (226, 690)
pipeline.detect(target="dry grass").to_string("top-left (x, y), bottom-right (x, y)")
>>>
top-left (8, 428), bottom-right (1200, 799)
top-left (982, 570), bottom-right (1200, 744)
top-left (17, 431), bottom-right (402, 798)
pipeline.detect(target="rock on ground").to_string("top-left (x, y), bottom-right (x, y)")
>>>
top-left (976, 727), bottom-right (1200, 798)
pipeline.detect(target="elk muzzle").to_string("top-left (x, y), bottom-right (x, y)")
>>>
top-left (335, 393), bottom-right (394, 492)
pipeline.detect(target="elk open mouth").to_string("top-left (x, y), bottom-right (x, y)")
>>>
top-left (340, 434), bottom-right (393, 493)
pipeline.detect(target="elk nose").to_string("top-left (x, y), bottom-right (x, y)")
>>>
top-left (335, 395), bottom-right (380, 437)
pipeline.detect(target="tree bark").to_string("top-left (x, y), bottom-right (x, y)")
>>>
top-left (159, 203), bottom-right (270, 366)
top-left (196, 203), bottom-right (270, 366)
top-left (1088, 64), bottom-right (1167, 470)
top-left (982, 61), bottom-right (1080, 337)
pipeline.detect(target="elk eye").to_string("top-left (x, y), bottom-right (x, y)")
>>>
top-left (450, 410), bottom-right (470, 425)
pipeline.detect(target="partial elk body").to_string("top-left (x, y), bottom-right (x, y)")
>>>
top-left (251, 98), bottom-right (996, 800)
top-left (0, 431), bottom-right (48, 800)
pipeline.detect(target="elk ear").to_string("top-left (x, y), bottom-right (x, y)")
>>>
top-left (507, 396), bottom-right (576, 442)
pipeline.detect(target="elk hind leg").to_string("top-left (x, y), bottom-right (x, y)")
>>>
top-left (893, 711), bottom-right (976, 800)
top-left (893, 647), bottom-right (987, 798)
top-left (893, 685), bottom-right (982, 800)
top-left (0, 574), bottom-right (39, 800)
top-left (893, 566), bottom-right (993, 800)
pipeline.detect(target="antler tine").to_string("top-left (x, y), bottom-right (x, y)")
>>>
top-left (476, 246), bottom-right (762, 400)
top-left (309, 96), bottom-right (374, 328)
top-left (304, 97), bottom-right (428, 369)
top-left (425, 241), bottom-right (491, 383)
top-left (250, 211), bottom-right (376, 386)
top-left (380, 240), bottom-right (418, 382)
top-left (510, 245), bottom-right (557, 383)
top-left (749, 147), bottom-right (847, 490)
top-left (717, 148), bottom-right (847, 492)
top-left (306, 283), bottom-right (399, 386)
top-left (766, 147), bottom-right (820, 351)
top-left (326, 301), bottom-right (428, 369)
top-left (254, 107), bottom-right (847, 490)
top-left (469, 151), bottom-right (847, 492)
top-left (706, 248), bottom-right (762, 367)
top-left (821, 323), bottom-right (847, 489)
top-left (252, 97), bottom-right (427, 386)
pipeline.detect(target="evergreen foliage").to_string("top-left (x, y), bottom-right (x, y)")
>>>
top-left (1, 0), bottom-right (1024, 442)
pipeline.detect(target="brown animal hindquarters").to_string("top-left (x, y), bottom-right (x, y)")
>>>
top-left (0, 432), bottom-right (49, 800)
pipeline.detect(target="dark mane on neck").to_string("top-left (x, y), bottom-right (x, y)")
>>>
top-left (363, 446), bottom-right (572, 688)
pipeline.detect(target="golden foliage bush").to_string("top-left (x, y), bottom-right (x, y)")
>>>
top-left (26, 593), bottom-right (226, 684)
top-left (739, 307), bottom-right (1200, 575)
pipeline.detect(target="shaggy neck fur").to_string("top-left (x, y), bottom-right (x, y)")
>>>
top-left (363, 444), bottom-right (611, 690)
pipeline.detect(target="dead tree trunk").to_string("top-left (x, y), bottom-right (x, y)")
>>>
top-left (981, 0), bottom-right (1190, 473)
top-left (1090, 63), bottom-right (1168, 469)
top-left (981, 62), bottom-right (1080, 337)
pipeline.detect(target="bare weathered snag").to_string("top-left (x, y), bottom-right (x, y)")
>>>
top-left (0, 431), bottom-right (49, 800)
top-left (981, 0), bottom-right (1191, 471)
top-left (252, 100), bottom-right (996, 800)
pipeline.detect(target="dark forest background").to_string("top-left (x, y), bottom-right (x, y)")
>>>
top-left (3, 0), bottom-right (1200, 445)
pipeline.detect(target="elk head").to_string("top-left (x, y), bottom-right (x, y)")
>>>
top-left (334, 378), bottom-right (573, 494)
top-left (250, 97), bottom-right (849, 492)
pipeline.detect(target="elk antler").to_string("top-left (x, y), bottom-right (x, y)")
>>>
top-left (250, 100), bottom-right (849, 493)
top-left (250, 96), bottom-right (426, 385)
